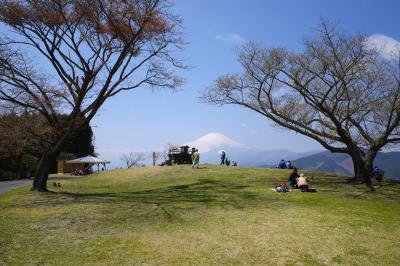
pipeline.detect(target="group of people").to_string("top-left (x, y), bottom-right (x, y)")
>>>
top-left (72, 164), bottom-right (92, 176)
top-left (220, 151), bottom-right (237, 166)
top-left (276, 159), bottom-right (294, 169)
top-left (189, 149), bottom-right (239, 169)
top-left (287, 167), bottom-right (314, 192)
top-left (276, 165), bottom-right (385, 192)
top-left (274, 167), bottom-right (315, 193)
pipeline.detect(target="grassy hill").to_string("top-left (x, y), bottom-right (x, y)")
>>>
top-left (1, 165), bottom-right (400, 265)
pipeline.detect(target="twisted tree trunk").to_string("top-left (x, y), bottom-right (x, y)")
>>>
top-left (30, 118), bottom-right (88, 192)
top-left (349, 151), bottom-right (376, 191)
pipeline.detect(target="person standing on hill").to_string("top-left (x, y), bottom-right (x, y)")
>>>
top-left (220, 151), bottom-right (226, 165)
top-left (192, 149), bottom-right (200, 169)
top-left (191, 147), bottom-right (196, 162)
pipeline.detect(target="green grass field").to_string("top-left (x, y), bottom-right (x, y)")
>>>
top-left (1, 165), bottom-right (400, 265)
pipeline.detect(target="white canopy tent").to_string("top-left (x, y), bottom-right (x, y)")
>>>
top-left (66, 156), bottom-right (110, 172)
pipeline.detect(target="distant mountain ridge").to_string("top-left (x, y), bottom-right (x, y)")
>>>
top-left (291, 151), bottom-right (400, 180)
top-left (187, 133), bottom-right (321, 166)
top-left (200, 147), bottom-right (321, 167)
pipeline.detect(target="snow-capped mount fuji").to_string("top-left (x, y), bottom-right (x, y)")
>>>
top-left (186, 132), bottom-right (248, 153)
top-left (186, 133), bottom-right (321, 166)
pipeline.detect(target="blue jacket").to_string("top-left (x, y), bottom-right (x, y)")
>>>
top-left (277, 160), bottom-right (287, 169)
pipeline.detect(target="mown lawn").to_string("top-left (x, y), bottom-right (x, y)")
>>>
top-left (1, 165), bottom-right (399, 265)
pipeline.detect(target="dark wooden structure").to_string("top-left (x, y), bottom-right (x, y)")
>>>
top-left (163, 146), bottom-right (193, 165)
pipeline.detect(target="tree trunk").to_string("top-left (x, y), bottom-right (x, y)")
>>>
top-left (363, 159), bottom-right (374, 191)
top-left (30, 117), bottom-right (96, 192)
top-left (31, 122), bottom-right (79, 192)
top-left (351, 152), bottom-right (365, 182)
top-left (349, 151), bottom-right (375, 191)
top-left (31, 153), bottom-right (53, 192)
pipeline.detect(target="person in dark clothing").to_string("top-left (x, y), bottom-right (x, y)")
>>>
top-left (288, 167), bottom-right (299, 188)
top-left (220, 151), bottom-right (226, 165)
top-left (225, 157), bottom-right (231, 166)
top-left (83, 163), bottom-right (90, 175)
top-left (372, 166), bottom-right (384, 183)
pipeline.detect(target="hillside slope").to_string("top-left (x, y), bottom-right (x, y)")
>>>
top-left (1, 165), bottom-right (399, 265)
top-left (293, 152), bottom-right (353, 175)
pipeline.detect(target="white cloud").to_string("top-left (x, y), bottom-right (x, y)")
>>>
top-left (365, 34), bottom-right (400, 60)
top-left (240, 123), bottom-right (247, 128)
top-left (215, 33), bottom-right (245, 45)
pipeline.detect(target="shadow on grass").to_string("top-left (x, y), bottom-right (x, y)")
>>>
top-left (48, 175), bottom-right (87, 181)
top-left (48, 173), bottom-right (400, 205)
top-left (60, 179), bottom-right (270, 207)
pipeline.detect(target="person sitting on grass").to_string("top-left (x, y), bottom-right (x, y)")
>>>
top-left (274, 181), bottom-right (291, 192)
top-left (297, 173), bottom-right (309, 192)
top-left (288, 167), bottom-right (300, 188)
top-left (73, 168), bottom-right (83, 176)
top-left (277, 159), bottom-right (287, 169)
top-left (372, 166), bottom-right (384, 183)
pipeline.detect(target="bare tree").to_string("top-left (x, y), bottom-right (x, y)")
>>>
top-left (162, 142), bottom-right (173, 161)
top-left (202, 22), bottom-right (400, 190)
top-left (120, 152), bottom-right (146, 168)
top-left (0, 0), bottom-right (185, 191)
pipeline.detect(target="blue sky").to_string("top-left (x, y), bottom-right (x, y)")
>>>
top-left (91, 0), bottom-right (400, 162)
top-left (1, 1), bottom-right (399, 164)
